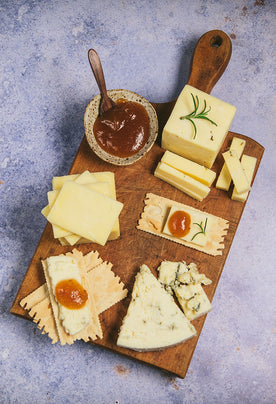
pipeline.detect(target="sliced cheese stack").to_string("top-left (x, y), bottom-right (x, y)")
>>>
top-left (154, 150), bottom-right (216, 201)
top-left (158, 260), bottom-right (212, 321)
top-left (41, 170), bottom-right (123, 246)
top-left (117, 264), bottom-right (196, 351)
top-left (216, 137), bottom-right (257, 202)
top-left (161, 85), bottom-right (236, 168)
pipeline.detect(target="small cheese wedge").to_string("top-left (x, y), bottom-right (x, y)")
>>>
top-left (154, 161), bottom-right (210, 201)
top-left (47, 181), bottom-right (123, 246)
top-left (222, 149), bottom-right (250, 194)
top-left (231, 155), bottom-right (257, 202)
top-left (117, 265), bottom-right (196, 351)
top-left (162, 85), bottom-right (236, 168)
top-left (161, 150), bottom-right (216, 187)
top-left (163, 205), bottom-right (214, 247)
top-left (216, 137), bottom-right (246, 190)
top-left (174, 283), bottom-right (212, 321)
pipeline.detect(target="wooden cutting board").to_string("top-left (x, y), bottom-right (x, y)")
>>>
top-left (11, 30), bottom-right (264, 378)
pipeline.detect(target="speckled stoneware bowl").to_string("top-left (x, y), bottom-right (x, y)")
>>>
top-left (84, 89), bottom-right (158, 166)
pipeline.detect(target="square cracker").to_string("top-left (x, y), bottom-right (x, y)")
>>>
top-left (137, 193), bottom-right (229, 256)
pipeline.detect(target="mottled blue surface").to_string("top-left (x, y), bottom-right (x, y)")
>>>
top-left (1, 1), bottom-right (275, 403)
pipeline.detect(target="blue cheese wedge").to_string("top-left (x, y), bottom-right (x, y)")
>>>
top-left (117, 265), bottom-right (196, 351)
top-left (157, 260), bottom-right (212, 321)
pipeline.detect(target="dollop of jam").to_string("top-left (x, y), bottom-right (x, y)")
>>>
top-left (93, 100), bottom-right (150, 158)
top-left (168, 210), bottom-right (191, 238)
top-left (55, 279), bottom-right (88, 310)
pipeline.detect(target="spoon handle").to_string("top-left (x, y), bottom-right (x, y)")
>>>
top-left (88, 49), bottom-right (114, 113)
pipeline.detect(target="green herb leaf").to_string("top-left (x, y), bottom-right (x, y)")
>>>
top-left (191, 218), bottom-right (208, 241)
top-left (180, 93), bottom-right (217, 139)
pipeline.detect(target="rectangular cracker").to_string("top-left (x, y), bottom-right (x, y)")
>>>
top-left (20, 249), bottom-right (128, 344)
top-left (137, 193), bottom-right (229, 256)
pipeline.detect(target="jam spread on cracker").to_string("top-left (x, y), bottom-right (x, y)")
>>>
top-left (55, 279), bottom-right (88, 309)
top-left (93, 99), bottom-right (150, 158)
top-left (168, 210), bottom-right (191, 238)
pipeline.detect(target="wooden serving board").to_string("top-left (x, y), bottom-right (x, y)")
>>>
top-left (11, 30), bottom-right (264, 378)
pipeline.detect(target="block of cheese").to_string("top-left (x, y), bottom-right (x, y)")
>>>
top-left (162, 85), bottom-right (236, 168)
top-left (161, 150), bottom-right (216, 187)
top-left (216, 137), bottom-right (246, 190)
top-left (163, 205), bottom-right (214, 247)
top-left (47, 181), bottom-right (123, 246)
top-left (222, 149), bottom-right (250, 194)
top-left (231, 155), bottom-right (257, 202)
top-left (117, 265), bottom-right (196, 351)
top-left (174, 283), bottom-right (212, 321)
top-left (154, 161), bottom-right (210, 201)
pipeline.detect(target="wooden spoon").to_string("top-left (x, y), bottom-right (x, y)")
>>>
top-left (88, 48), bottom-right (115, 115)
top-left (152, 29), bottom-right (232, 135)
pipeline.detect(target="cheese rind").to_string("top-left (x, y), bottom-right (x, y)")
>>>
top-left (47, 181), bottom-right (123, 246)
top-left (117, 265), bottom-right (196, 351)
top-left (162, 85), bottom-right (236, 168)
top-left (161, 150), bottom-right (216, 187)
top-left (231, 155), bottom-right (257, 202)
top-left (216, 137), bottom-right (246, 190)
top-left (154, 161), bottom-right (210, 201)
top-left (222, 150), bottom-right (250, 194)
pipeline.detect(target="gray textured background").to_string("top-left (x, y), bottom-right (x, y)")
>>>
top-left (1, 1), bottom-right (275, 403)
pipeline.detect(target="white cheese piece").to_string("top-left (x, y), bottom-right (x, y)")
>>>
top-left (52, 174), bottom-right (80, 190)
top-left (117, 265), bottom-right (196, 351)
top-left (216, 137), bottom-right (246, 191)
top-left (222, 149), bottom-right (250, 194)
top-left (162, 205), bottom-right (214, 247)
top-left (231, 155), bottom-right (257, 202)
top-left (161, 150), bottom-right (216, 187)
top-left (45, 255), bottom-right (90, 335)
top-left (154, 161), bottom-right (210, 201)
top-left (174, 283), bottom-right (212, 321)
top-left (47, 181), bottom-right (123, 246)
top-left (162, 85), bottom-right (236, 168)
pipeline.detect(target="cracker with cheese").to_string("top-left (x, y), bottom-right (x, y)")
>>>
top-left (137, 193), bottom-right (229, 256)
top-left (20, 249), bottom-right (128, 345)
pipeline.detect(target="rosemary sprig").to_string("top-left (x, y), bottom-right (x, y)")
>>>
top-left (180, 93), bottom-right (217, 139)
top-left (191, 218), bottom-right (208, 241)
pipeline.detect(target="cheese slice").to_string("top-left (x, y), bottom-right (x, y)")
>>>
top-left (117, 265), bottom-right (196, 351)
top-left (154, 161), bottom-right (210, 201)
top-left (45, 255), bottom-right (90, 335)
top-left (231, 155), bottom-right (257, 202)
top-left (216, 137), bottom-right (246, 190)
top-left (161, 150), bottom-right (216, 187)
top-left (52, 174), bottom-right (80, 190)
top-left (162, 85), bottom-right (236, 168)
top-left (47, 181), bottom-right (123, 246)
top-left (222, 149), bottom-right (250, 194)
top-left (163, 205), bottom-right (214, 247)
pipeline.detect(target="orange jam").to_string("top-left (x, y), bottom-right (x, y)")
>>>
top-left (55, 279), bottom-right (88, 310)
top-left (168, 210), bottom-right (191, 238)
top-left (93, 100), bottom-right (150, 158)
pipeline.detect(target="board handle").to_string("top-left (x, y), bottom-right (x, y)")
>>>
top-left (187, 30), bottom-right (232, 94)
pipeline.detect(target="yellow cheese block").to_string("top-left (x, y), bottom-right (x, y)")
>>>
top-left (161, 150), bottom-right (216, 187)
top-left (47, 181), bottom-right (123, 246)
top-left (163, 205), bottom-right (214, 247)
top-left (231, 155), bottom-right (257, 202)
top-left (216, 137), bottom-right (246, 190)
top-left (161, 85), bottom-right (236, 168)
top-left (222, 150), bottom-right (250, 194)
top-left (154, 161), bottom-right (210, 201)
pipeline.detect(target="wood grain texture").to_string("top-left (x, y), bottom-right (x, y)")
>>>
top-left (10, 30), bottom-right (264, 378)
